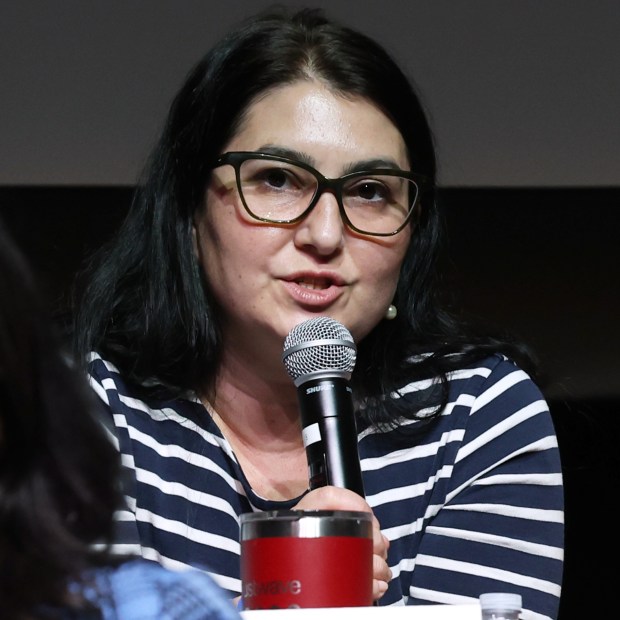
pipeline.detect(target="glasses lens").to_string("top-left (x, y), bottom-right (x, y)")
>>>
top-left (238, 158), bottom-right (317, 222)
top-left (341, 173), bottom-right (417, 235)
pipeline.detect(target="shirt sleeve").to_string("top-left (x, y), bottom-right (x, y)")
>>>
top-left (87, 353), bottom-right (144, 558)
top-left (409, 359), bottom-right (564, 620)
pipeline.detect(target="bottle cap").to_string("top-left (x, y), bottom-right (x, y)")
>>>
top-left (479, 592), bottom-right (522, 611)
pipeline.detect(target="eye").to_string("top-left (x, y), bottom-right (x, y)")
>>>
top-left (346, 179), bottom-right (391, 204)
top-left (357, 181), bottom-right (387, 201)
top-left (262, 168), bottom-right (289, 189)
top-left (249, 165), bottom-right (305, 192)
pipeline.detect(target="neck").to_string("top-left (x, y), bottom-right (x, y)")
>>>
top-left (201, 347), bottom-right (309, 500)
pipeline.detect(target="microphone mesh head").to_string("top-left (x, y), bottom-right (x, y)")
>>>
top-left (282, 316), bottom-right (357, 383)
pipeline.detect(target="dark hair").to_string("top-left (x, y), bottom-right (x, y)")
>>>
top-left (72, 7), bottom-right (534, 426)
top-left (0, 220), bottom-right (123, 616)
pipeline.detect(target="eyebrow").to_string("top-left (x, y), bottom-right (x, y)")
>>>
top-left (256, 144), bottom-right (406, 175)
top-left (343, 159), bottom-right (403, 174)
top-left (257, 145), bottom-right (311, 163)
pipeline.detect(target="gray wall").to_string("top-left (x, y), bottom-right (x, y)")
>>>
top-left (1, 1), bottom-right (619, 401)
top-left (1, 0), bottom-right (619, 187)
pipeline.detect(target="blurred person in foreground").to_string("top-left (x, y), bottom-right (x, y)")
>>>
top-left (0, 219), bottom-right (241, 619)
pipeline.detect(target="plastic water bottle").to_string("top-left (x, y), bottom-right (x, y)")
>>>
top-left (479, 592), bottom-right (522, 619)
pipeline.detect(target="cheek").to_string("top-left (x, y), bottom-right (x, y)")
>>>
top-left (369, 259), bottom-right (402, 300)
top-left (349, 251), bottom-right (405, 343)
top-left (364, 236), bottom-right (409, 288)
top-left (195, 208), bottom-right (284, 291)
top-left (194, 207), bottom-right (231, 286)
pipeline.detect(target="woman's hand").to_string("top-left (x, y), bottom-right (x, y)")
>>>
top-left (294, 486), bottom-right (391, 602)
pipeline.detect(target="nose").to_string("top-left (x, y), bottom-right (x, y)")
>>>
top-left (293, 190), bottom-right (345, 255)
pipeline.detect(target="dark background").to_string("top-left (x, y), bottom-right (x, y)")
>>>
top-left (2, 1), bottom-right (619, 618)
top-left (2, 185), bottom-right (617, 619)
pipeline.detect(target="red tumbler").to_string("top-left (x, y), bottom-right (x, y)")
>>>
top-left (240, 509), bottom-right (373, 610)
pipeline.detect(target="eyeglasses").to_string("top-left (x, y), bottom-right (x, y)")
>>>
top-left (209, 151), bottom-right (427, 237)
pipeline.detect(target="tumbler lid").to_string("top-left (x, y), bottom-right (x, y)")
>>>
top-left (240, 509), bottom-right (372, 539)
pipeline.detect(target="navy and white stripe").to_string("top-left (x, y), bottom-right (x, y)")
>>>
top-left (88, 352), bottom-right (563, 620)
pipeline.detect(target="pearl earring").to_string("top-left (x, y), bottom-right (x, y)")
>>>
top-left (385, 304), bottom-right (397, 320)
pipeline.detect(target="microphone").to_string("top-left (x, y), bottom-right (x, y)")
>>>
top-left (282, 316), bottom-right (365, 498)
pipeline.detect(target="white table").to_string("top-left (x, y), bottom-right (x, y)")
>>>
top-left (242, 604), bottom-right (480, 620)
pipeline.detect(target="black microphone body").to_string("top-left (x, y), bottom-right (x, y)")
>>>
top-left (298, 375), bottom-right (364, 495)
top-left (282, 317), bottom-right (365, 498)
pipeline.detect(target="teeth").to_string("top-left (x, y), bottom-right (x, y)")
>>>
top-left (298, 278), bottom-right (329, 290)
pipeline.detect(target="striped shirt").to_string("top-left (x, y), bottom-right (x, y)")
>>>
top-left (88, 352), bottom-right (563, 620)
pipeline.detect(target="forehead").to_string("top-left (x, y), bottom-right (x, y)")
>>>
top-left (227, 80), bottom-right (409, 169)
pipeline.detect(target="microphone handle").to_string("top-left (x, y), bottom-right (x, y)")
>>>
top-left (297, 376), bottom-right (365, 498)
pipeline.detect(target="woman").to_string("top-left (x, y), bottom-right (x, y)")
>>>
top-left (0, 220), bottom-right (240, 619)
top-left (72, 7), bottom-right (564, 619)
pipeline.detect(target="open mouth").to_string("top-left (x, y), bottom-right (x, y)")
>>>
top-left (296, 277), bottom-right (331, 290)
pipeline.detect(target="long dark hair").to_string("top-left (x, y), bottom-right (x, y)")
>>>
top-left (0, 220), bottom-right (123, 616)
top-left (72, 7), bottom-right (534, 426)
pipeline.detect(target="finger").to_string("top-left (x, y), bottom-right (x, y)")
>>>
top-left (372, 553), bottom-right (392, 601)
top-left (373, 552), bottom-right (392, 583)
top-left (371, 518), bottom-right (389, 560)
top-left (294, 486), bottom-right (372, 513)
top-left (373, 578), bottom-right (389, 601)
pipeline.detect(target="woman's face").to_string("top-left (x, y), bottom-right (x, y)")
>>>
top-left (194, 80), bottom-right (412, 357)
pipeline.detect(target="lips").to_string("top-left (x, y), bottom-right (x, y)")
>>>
top-left (282, 272), bottom-right (346, 307)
